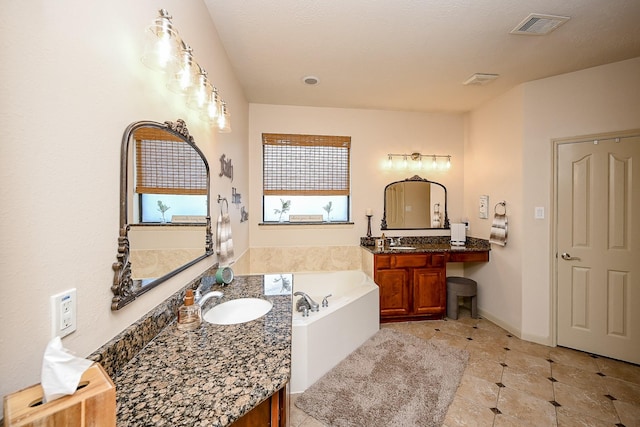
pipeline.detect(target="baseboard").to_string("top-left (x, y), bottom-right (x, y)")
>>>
top-left (478, 309), bottom-right (553, 347)
top-left (477, 309), bottom-right (522, 339)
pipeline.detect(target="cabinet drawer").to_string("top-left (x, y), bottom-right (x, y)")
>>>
top-left (429, 254), bottom-right (446, 268)
top-left (392, 254), bottom-right (429, 268)
top-left (375, 254), bottom-right (430, 269)
top-left (449, 251), bottom-right (489, 263)
top-left (375, 255), bottom-right (391, 269)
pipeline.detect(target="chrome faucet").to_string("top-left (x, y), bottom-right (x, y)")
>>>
top-left (294, 291), bottom-right (320, 312)
top-left (389, 237), bottom-right (402, 247)
top-left (194, 281), bottom-right (224, 307)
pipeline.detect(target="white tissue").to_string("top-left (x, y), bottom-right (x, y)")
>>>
top-left (41, 336), bottom-right (93, 403)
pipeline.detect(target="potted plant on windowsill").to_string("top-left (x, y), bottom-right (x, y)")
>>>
top-left (274, 199), bottom-right (291, 222)
top-left (157, 200), bottom-right (171, 223)
top-left (323, 201), bottom-right (333, 222)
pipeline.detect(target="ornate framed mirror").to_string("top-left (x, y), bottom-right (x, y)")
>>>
top-left (381, 175), bottom-right (450, 230)
top-left (112, 119), bottom-right (213, 310)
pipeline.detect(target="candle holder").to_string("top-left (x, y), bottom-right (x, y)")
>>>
top-left (366, 214), bottom-right (373, 237)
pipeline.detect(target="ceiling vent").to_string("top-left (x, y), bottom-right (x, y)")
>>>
top-left (463, 73), bottom-right (499, 86)
top-left (510, 13), bottom-right (570, 35)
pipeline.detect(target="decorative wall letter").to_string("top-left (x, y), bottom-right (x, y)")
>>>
top-left (219, 154), bottom-right (233, 181)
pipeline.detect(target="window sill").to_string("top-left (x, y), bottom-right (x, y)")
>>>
top-left (259, 221), bottom-right (354, 226)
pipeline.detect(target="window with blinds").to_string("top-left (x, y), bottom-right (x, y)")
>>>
top-left (135, 132), bottom-right (207, 195)
top-left (262, 133), bottom-right (351, 222)
top-left (134, 128), bottom-right (208, 223)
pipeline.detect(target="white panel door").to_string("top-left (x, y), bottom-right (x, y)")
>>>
top-left (557, 133), bottom-right (640, 363)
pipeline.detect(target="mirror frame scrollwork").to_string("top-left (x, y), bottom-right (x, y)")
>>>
top-left (381, 175), bottom-right (450, 230)
top-left (111, 119), bottom-right (213, 310)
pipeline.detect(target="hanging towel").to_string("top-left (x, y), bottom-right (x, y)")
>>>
top-left (490, 213), bottom-right (508, 246)
top-left (223, 212), bottom-right (234, 262)
top-left (216, 211), bottom-right (225, 257)
top-left (216, 210), bottom-right (234, 266)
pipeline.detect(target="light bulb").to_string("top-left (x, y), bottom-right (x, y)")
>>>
top-left (402, 155), bottom-right (408, 169)
top-left (446, 156), bottom-right (451, 169)
top-left (217, 101), bottom-right (231, 133)
top-left (201, 88), bottom-right (220, 122)
top-left (432, 156), bottom-right (437, 169)
top-left (386, 155), bottom-right (393, 169)
top-left (141, 10), bottom-right (180, 73)
top-left (186, 67), bottom-right (211, 111)
top-left (167, 42), bottom-right (198, 94)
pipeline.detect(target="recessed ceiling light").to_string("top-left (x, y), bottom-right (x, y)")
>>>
top-left (510, 13), bottom-right (570, 35)
top-left (302, 75), bottom-right (320, 85)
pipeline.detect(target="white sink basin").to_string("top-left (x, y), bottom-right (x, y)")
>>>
top-left (390, 246), bottom-right (416, 250)
top-left (203, 298), bottom-right (273, 325)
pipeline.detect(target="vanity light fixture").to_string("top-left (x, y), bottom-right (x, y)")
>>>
top-left (217, 101), bottom-right (231, 133)
top-left (141, 9), bottom-right (180, 73)
top-left (166, 41), bottom-right (198, 95)
top-left (386, 153), bottom-right (451, 170)
top-left (201, 87), bottom-right (222, 123)
top-left (141, 9), bottom-right (231, 132)
top-left (186, 66), bottom-right (212, 111)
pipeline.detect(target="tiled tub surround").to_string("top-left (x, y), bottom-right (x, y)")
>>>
top-left (90, 273), bottom-right (292, 427)
top-left (360, 235), bottom-right (491, 254)
top-left (248, 246), bottom-right (362, 274)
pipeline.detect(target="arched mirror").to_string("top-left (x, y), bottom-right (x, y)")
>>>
top-left (381, 175), bottom-right (449, 230)
top-left (112, 119), bottom-right (213, 310)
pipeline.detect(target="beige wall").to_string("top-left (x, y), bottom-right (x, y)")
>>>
top-left (520, 57), bottom-right (640, 343)
top-left (0, 0), bottom-right (249, 397)
top-left (248, 104), bottom-right (466, 248)
top-left (466, 57), bottom-right (640, 344)
top-left (465, 86), bottom-right (525, 336)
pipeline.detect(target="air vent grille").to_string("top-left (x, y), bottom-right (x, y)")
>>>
top-left (510, 13), bottom-right (570, 35)
top-left (463, 73), bottom-right (499, 86)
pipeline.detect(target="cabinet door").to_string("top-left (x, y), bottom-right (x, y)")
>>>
top-left (413, 268), bottom-right (446, 315)
top-left (375, 268), bottom-right (410, 316)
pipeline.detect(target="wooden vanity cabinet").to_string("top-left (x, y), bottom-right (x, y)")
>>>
top-left (232, 383), bottom-right (289, 427)
top-left (375, 253), bottom-right (447, 321)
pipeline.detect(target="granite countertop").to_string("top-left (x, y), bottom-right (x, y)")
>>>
top-left (360, 236), bottom-right (491, 255)
top-left (113, 275), bottom-right (292, 427)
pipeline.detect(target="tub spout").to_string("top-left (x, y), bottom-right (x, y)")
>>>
top-left (294, 291), bottom-right (320, 312)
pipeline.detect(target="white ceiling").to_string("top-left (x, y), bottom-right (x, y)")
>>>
top-left (204, 0), bottom-right (640, 113)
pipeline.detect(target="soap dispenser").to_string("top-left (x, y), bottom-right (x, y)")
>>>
top-left (177, 289), bottom-right (202, 331)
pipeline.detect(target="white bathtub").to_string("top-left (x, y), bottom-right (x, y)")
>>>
top-left (290, 270), bottom-right (379, 393)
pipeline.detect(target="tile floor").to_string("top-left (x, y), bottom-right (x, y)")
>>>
top-left (290, 308), bottom-right (640, 426)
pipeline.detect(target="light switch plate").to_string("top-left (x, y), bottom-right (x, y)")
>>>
top-left (51, 288), bottom-right (77, 338)
top-left (479, 195), bottom-right (489, 219)
top-left (535, 206), bottom-right (545, 219)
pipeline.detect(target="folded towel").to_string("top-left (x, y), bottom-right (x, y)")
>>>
top-left (490, 213), bottom-right (508, 246)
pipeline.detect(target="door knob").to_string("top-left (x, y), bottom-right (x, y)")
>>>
top-left (561, 252), bottom-right (580, 261)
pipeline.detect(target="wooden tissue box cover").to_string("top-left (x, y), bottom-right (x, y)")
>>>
top-left (3, 363), bottom-right (115, 427)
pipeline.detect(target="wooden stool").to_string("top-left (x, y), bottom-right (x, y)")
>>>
top-left (446, 276), bottom-right (478, 320)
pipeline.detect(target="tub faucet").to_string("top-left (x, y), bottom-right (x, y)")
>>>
top-left (294, 291), bottom-right (320, 312)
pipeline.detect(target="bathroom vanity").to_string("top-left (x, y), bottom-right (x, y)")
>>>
top-left (91, 274), bottom-right (292, 427)
top-left (362, 237), bottom-right (490, 322)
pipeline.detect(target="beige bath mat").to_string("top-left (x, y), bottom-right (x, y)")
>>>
top-left (295, 328), bottom-right (468, 426)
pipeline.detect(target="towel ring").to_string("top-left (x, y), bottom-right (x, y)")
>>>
top-left (494, 201), bottom-right (506, 215)
top-left (217, 195), bottom-right (229, 214)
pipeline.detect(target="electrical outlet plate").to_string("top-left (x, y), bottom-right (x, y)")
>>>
top-left (479, 195), bottom-right (489, 219)
top-left (50, 288), bottom-right (77, 338)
